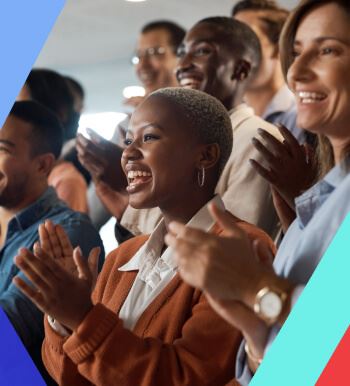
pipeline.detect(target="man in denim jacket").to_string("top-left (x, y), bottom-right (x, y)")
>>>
top-left (0, 101), bottom-right (104, 383)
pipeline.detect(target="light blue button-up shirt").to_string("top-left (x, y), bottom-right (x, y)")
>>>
top-left (236, 162), bottom-right (350, 384)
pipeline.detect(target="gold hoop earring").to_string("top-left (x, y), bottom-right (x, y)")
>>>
top-left (197, 167), bottom-right (205, 188)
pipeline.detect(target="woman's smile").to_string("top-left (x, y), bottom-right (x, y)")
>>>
top-left (296, 90), bottom-right (327, 105)
top-left (121, 95), bottom-right (201, 209)
top-left (287, 3), bottom-right (350, 138)
top-left (126, 169), bottom-right (153, 193)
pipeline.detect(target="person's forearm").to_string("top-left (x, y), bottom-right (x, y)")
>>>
top-left (95, 181), bottom-right (129, 221)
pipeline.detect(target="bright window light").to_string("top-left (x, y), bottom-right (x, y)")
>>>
top-left (78, 112), bottom-right (127, 141)
top-left (99, 217), bottom-right (119, 254)
top-left (123, 86), bottom-right (145, 99)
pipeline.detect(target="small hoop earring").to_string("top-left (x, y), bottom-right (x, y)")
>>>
top-left (197, 167), bottom-right (205, 188)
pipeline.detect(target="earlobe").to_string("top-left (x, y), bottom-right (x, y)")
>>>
top-left (232, 60), bottom-right (251, 82)
top-left (196, 144), bottom-right (220, 188)
top-left (198, 143), bottom-right (221, 170)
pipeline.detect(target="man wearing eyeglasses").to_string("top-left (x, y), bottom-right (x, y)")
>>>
top-left (129, 21), bottom-right (185, 107)
top-left (118, 21), bottom-right (186, 141)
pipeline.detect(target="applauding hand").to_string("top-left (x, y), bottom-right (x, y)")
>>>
top-left (13, 244), bottom-right (100, 331)
top-left (76, 129), bottom-right (127, 191)
top-left (250, 124), bottom-right (316, 209)
top-left (165, 204), bottom-right (279, 370)
top-left (38, 220), bottom-right (77, 274)
top-left (95, 180), bottom-right (129, 220)
top-left (165, 203), bottom-right (273, 307)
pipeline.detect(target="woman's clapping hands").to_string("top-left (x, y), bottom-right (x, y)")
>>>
top-left (13, 222), bottom-right (100, 331)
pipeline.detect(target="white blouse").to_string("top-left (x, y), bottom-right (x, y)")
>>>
top-left (118, 195), bottom-right (224, 330)
top-left (49, 195), bottom-right (224, 335)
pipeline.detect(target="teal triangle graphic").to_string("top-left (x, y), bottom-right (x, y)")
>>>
top-left (251, 213), bottom-right (350, 385)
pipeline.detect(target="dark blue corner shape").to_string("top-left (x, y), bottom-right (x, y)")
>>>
top-left (0, 308), bottom-right (45, 385)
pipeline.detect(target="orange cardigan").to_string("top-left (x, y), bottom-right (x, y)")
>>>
top-left (42, 213), bottom-right (275, 386)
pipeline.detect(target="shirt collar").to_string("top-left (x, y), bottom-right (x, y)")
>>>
top-left (119, 195), bottom-right (225, 272)
top-left (295, 163), bottom-right (348, 228)
top-left (118, 220), bottom-right (167, 272)
top-left (323, 160), bottom-right (349, 188)
top-left (11, 187), bottom-right (59, 231)
top-left (262, 85), bottom-right (296, 119)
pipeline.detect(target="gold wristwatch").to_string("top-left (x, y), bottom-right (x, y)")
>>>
top-left (253, 286), bottom-right (288, 325)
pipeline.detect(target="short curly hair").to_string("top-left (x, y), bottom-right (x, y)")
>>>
top-left (197, 16), bottom-right (262, 79)
top-left (150, 87), bottom-right (233, 176)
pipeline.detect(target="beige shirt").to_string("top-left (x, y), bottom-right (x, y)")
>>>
top-left (118, 195), bottom-right (223, 330)
top-left (216, 103), bottom-right (282, 238)
top-left (121, 104), bottom-right (282, 238)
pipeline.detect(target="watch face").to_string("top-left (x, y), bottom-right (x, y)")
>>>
top-left (260, 291), bottom-right (283, 319)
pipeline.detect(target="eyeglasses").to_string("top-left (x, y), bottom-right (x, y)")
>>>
top-left (131, 46), bottom-right (174, 65)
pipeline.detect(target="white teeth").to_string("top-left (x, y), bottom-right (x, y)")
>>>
top-left (127, 170), bottom-right (152, 179)
top-left (180, 78), bottom-right (197, 87)
top-left (297, 91), bottom-right (326, 103)
top-left (301, 98), bottom-right (315, 104)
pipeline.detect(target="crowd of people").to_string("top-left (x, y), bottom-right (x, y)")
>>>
top-left (1, 0), bottom-right (349, 385)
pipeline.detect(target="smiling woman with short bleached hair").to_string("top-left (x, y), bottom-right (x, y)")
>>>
top-left (14, 87), bottom-right (275, 386)
top-left (122, 87), bottom-right (233, 214)
top-left (148, 87), bottom-right (233, 174)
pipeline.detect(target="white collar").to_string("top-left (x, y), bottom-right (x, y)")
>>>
top-left (118, 195), bottom-right (225, 273)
